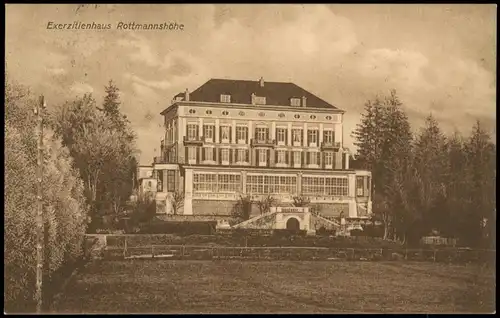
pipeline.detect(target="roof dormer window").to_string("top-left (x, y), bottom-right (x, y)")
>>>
top-left (290, 98), bottom-right (301, 107)
top-left (251, 93), bottom-right (266, 105)
top-left (220, 94), bottom-right (231, 103)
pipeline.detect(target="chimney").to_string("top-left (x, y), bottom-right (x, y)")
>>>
top-left (259, 77), bottom-right (264, 87)
top-left (302, 96), bottom-right (307, 107)
top-left (185, 88), bottom-right (190, 101)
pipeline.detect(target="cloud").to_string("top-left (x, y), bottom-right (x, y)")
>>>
top-left (70, 82), bottom-right (94, 95)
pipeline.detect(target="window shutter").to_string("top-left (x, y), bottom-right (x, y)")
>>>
top-left (306, 152), bottom-right (310, 165)
top-left (254, 128), bottom-right (258, 140)
top-left (195, 126), bottom-right (199, 139)
top-left (301, 151), bottom-right (305, 166)
top-left (185, 147), bottom-right (188, 163)
top-left (332, 131), bottom-right (336, 144)
top-left (229, 149), bottom-right (233, 164)
top-left (266, 149), bottom-right (270, 166)
top-left (290, 151), bottom-right (294, 166)
top-left (196, 147), bottom-right (200, 164)
top-left (201, 147), bottom-right (205, 161)
top-left (213, 148), bottom-right (216, 162)
top-left (246, 127), bottom-right (249, 144)
top-left (219, 126), bottom-right (222, 143)
top-left (229, 127), bottom-right (232, 143)
top-left (219, 148), bottom-right (222, 164)
top-left (276, 128), bottom-right (279, 142)
top-left (285, 151), bottom-right (289, 165)
top-left (275, 150), bottom-right (278, 164)
top-left (245, 150), bottom-right (249, 163)
top-left (307, 131), bottom-right (310, 145)
top-left (317, 152), bottom-right (321, 166)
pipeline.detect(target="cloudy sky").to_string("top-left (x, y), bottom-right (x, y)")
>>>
top-left (6, 4), bottom-right (496, 164)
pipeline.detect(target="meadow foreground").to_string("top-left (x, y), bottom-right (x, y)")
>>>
top-left (51, 260), bottom-right (495, 314)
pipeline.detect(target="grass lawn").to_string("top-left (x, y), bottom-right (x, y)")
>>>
top-left (51, 260), bottom-right (495, 314)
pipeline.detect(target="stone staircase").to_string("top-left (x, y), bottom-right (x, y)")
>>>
top-left (232, 210), bottom-right (277, 229)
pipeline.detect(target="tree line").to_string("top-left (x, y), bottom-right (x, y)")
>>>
top-left (352, 90), bottom-right (496, 248)
top-left (4, 76), bottom-right (138, 311)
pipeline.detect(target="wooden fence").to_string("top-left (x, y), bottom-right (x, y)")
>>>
top-left (94, 243), bottom-right (495, 264)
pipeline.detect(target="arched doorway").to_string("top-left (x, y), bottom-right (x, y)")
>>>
top-left (286, 217), bottom-right (300, 231)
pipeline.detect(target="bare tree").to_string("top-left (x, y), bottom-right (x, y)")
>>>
top-left (256, 195), bottom-right (278, 215)
top-left (169, 191), bottom-right (185, 215)
top-left (292, 195), bottom-right (311, 207)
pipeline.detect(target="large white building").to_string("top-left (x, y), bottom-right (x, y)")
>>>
top-left (148, 77), bottom-right (372, 224)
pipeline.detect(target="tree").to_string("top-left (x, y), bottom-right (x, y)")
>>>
top-left (256, 195), bottom-right (278, 215)
top-left (292, 195), bottom-right (311, 207)
top-left (232, 195), bottom-right (253, 222)
top-left (52, 82), bottom-right (138, 229)
top-left (352, 90), bottom-right (414, 242)
top-left (462, 121), bottom-right (496, 247)
top-left (169, 191), bottom-right (185, 215)
top-left (412, 115), bottom-right (449, 235)
top-left (5, 80), bottom-right (88, 312)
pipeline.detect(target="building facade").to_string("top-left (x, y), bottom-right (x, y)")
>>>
top-left (151, 77), bottom-right (372, 221)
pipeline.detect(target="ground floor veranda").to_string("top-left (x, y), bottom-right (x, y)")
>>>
top-left (152, 164), bottom-right (372, 220)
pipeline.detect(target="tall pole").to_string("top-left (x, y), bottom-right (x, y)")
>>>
top-left (35, 95), bottom-right (45, 313)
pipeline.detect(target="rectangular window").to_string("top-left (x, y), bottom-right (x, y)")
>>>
top-left (217, 174), bottom-right (241, 193)
top-left (246, 174), bottom-right (297, 194)
top-left (277, 150), bottom-right (286, 164)
top-left (356, 176), bottom-right (364, 196)
top-left (293, 151), bottom-right (301, 165)
top-left (324, 152), bottom-right (333, 166)
top-left (221, 126), bottom-right (230, 141)
top-left (302, 177), bottom-right (348, 196)
top-left (193, 173), bottom-right (217, 192)
top-left (188, 147), bottom-right (197, 161)
top-left (236, 126), bottom-right (248, 142)
top-left (276, 128), bottom-right (286, 143)
top-left (255, 127), bottom-right (268, 141)
top-left (203, 125), bottom-right (214, 140)
top-left (309, 152), bottom-right (318, 165)
top-left (308, 129), bottom-right (318, 145)
top-left (323, 130), bottom-right (334, 143)
top-left (167, 170), bottom-right (176, 192)
top-left (292, 129), bottom-right (303, 144)
top-left (220, 94), bottom-right (231, 103)
top-left (157, 170), bottom-right (164, 192)
top-left (254, 96), bottom-right (266, 105)
top-left (290, 98), bottom-right (301, 107)
top-left (193, 173), bottom-right (241, 193)
top-left (237, 149), bottom-right (246, 162)
top-left (187, 124), bottom-right (198, 140)
top-left (258, 149), bottom-right (267, 163)
top-left (204, 147), bottom-right (214, 161)
top-left (367, 177), bottom-right (371, 196)
top-left (221, 148), bottom-right (230, 162)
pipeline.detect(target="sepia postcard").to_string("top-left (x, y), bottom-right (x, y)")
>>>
top-left (4, 4), bottom-right (496, 314)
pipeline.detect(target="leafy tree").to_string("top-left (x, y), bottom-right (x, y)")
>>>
top-left (5, 80), bottom-right (88, 312)
top-left (52, 81), bottom-right (138, 229)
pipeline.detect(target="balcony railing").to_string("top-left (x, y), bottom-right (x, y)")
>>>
top-left (250, 138), bottom-right (276, 147)
top-left (183, 135), bottom-right (204, 146)
top-left (321, 141), bottom-right (341, 150)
